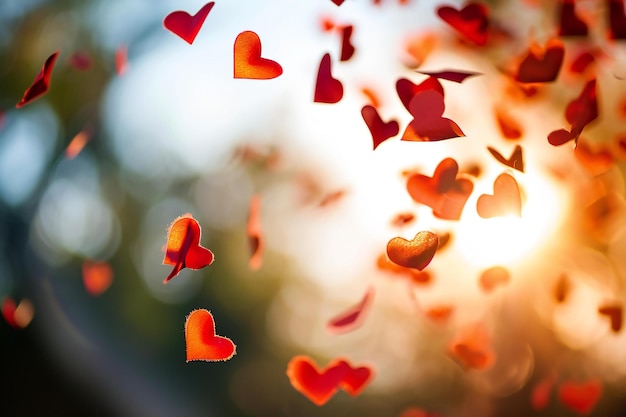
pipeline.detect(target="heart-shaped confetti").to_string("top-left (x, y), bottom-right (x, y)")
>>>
top-left (2, 297), bottom-right (34, 329)
top-left (448, 324), bottom-right (495, 370)
top-left (494, 106), bottom-right (523, 139)
top-left (234, 31), bottom-right (283, 80)
top-left (476, 173), bottom-right (522, 218)
top-left (479, 266), bottom-right (510, 292)
top-left (82, 260), bottom-right (113, 296)
top-left (402, 90), bottom-right (465, 142)
top-left (558, 0), bottom-right (588, 36)
top-left (548, 79), bottom-right (597, 145)
top-left (558, 379), bottom-right (602, 414)
top-left (286, 356), bottom-right (348, 406)
top-left (531, 375), bottom-right (556, 410)
top-left (416, 69), bottom-right (480, 83)
top-left (386, 231), bottom-right (438, 271)
top-left (314, 53), bottom-right (343, 103)
top-left (361, 105), bottom-right (399, 150)
top-left (16, 51), bottom-right (59, 109)
top-left (162, 214), bottom-right (215, 283)
top-left (163, 2), bottom-right (215, 44)
top-left (185, 309), bottom-right (236, 362)
top-left (327, 286), bottom-right (375, 334)
top-left (339, 25), bottom-right (355, 61)
top-left (396, 77), bottom-right (444, 112)
top-left (515, 38), bottom-right (564, 83)
top-left (609, 0), bottom-right (626, 39)
top-left (437, 3), bottom-right (489, 46)
top-left (487, 145), bottom-right (524, 172)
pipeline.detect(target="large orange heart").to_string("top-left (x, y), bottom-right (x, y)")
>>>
top-left (163, 214), bottom-right (214, 283)
top-left (233, 31), bottom-right (283, 80)
top-left (476, 173), bottom-right (521, 218)
top-left (558, 378), bottom-right (602, 414)
top-left (386, 231), bottom-right (438, 271)
top-left (286, 356), bottom-right (348, 406)
top-left (185, 309), bottom-right (236, 362)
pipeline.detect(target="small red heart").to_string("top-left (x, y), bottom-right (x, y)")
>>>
top-left (386, 231), bottom-right (438, 271)
top-left (487, 145), bottom-right (524, 172)
top-left (598, 304), bottom-right (623, 332)
top-left (437, 3), bottom-right (490, 46)
top-left (406, 158), bottom-right (473, 220)
top-left (531, 375), bottom-right (555, 411)
top-left (337, 360), bottom-right (374, 396)
top-left (327, 286), bottom-right (375, 334)
top-left (609, 0), bottom-right (626, 39)
top-left (402, 90), bottom-right (465, 142)
top-left (479, 266), bottom-right (510, 292)
top-left (331, 0), bottom-right (346, 5)
top-left (314, 53), bottom-right (343, 103)
top-left (558, 0), bottom-right (588, 36)
top-left (247, 195), bottom-right (264, 271)
top-left (82, 260), bottom-right (113, 296)
top-left (163, 214), bottom-right (215, 283)
top-left (361, 105), bottom-right (399, 150)
top-left (163, 2), bottom-right (215, 44)
top-left (16, 51), bottom-right (59, 109)
top-left (286, 356), bottom-right (348, 406)
top-left (339, 25), bottom-right (355, 61)
top-left (476, 173), bottom-right (522, 218)
top-left (558, 379), bottom-right (602, 414)
top-left (185, 309), bottom-right (236, 362)
top-left (396, 77), bottom-right (444, 112)
top-left (515, 38), bottom-right (564, 83)
top-left (234, 31), bottom-right (283, 80)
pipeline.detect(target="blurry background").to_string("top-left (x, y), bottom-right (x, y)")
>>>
top-left (2, 0), bottom-right (626, 416)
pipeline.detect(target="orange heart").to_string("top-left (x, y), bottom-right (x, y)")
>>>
top-left (448, 325), bottom-right (495, 370)
top-left (476, 173), bottom-right (522, 218)
top-left (286, 356), bottom-right (349, 406)
top-left (163, 214), bottom-right (214, 283)
top-left (598, 304), bottom-right (622, 332)
top-left (479, 266), bottom-right (510, 292)
top-left (82, 260), bottom-right (113, 296)
top-left (386, 231), bottom-right (438, 271)
top-left (185, 309), bottom-right (236, 362)
top-left (558, 379), bottom-right (602, 414)
top-left (233, 31), bottom-right (282, 80)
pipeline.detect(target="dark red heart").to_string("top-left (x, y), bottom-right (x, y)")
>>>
top-left (163, 2), bottom-right (215, 44)
top-left (437, 3), bottom-right (490, 46)
top-left (361, 105), bottom-right (399, 150)
top-left (515, 38), bottom-right (564, 83)
top-left (314, 53), bottom-right (343, 103)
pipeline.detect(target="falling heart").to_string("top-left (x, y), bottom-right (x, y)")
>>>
top-left (515, 38), bottom-right (564, 83)
top-left (163, 2), bottom-right (215, 44)
top-left (386, 231), bottom-right (439, 271)
top-left (487, 145), bottom-right (524, 172)
top-left (396, 77), bottom-right (444, 112)
top-left (286, 355), bottom-right (349, 406)
top-left (476, 173), bottom-right (522, 218)
top-left (437, 3), bottom-right (489, 46)
top-left (336, 360), bottom-right (374, 396)
top-left (234, 31), bottom-right (283, 80)
top-left (314, 53), bottom-right (343, 103)
top-left (16, 51), bottom-right (59, 109)
top-left (361, 105), bottom-right (399, 150)
top-left (479, 266), bottom-right (510, 292)
top-left (558, 379), bottom-right (602, 414)
top-left (185, 309), bottom-right (236, 362)
top-left (402, 90), bottom-right (465, 142)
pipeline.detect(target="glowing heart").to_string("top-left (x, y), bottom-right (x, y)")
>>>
top-left (336, 360), bottom-right (374, 396)
top-left (234, 31), bottom-right (283, 80)
top-left (361, 105), bottom-right (399, 150)
top-left (314, 53), bottom-right (343, 103)
top-left (476, 173), bottom-right (522, 218)
top-left (598, 304), bottom-right (622, 332)
top-left (515, 38), bottom-right (564, 83)
top-left (16, 51), bottom-right (59, 109)
top-left (402, 90), bottom-right (465, 142)
top-left (163, 2), bottom-right (215, 44)
top-left (327, 286), bottom-right (375, 334)
top-left (406, 158), bottom-right (473, 220)
top-left (437, 3), bottom-right (489, 46)
top-left (185, 309), bottom-right (236, 362)
top-left (247, 195), bottom-right (264, 270)
top-left (558, 0), bottom-right (588, 37)
top-left (286, 355), bottom-right (349, 406)
top-left (162, 214), bottom-right (215, 283)
top-left (487, 145), bottom-right (524, 172)
top-left (479, 266), bottom-right (510, 292)
top-left (448, 325), bottom-right (495, 370)
top-left (386, 231), bottom-right (438, 271)
top-left (558, 379), bottom-right (602, 414)
top-left (339, 25), bottom-right (355, 61)
top-left (82, 260), bottom-right (113, 296)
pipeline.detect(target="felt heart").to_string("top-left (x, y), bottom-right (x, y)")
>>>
top-left (598, 304), bottom-right (622, 332)
top-left (16, 51), bottom-right (59, 109)
top-left (339, 25), bottom-right (355, 61)
top-left (479, 266), bottom-right (510, 292)
top-left (437, 3), bottom-right (489, 46)
top-left (327, 286), bottom-right (375, 334)
top-left (82, 260), bottom-right (113, 296)
top-left (558, 0), bottom-right (588, 36)
top-left (396, 77), bottom-right (444, 112)
top-left (234, 31), bottom-right (283, 79)
top-left (336, 360), bottom-right (374, 396)
top-left (406, 158), bottom-right (473, 220)
top-left (314, 53), bottom-right (343, 103)
top-left (185, 309), bottom-right (236, 362)
top-left (386, 231), bottom-right (438, 271)
top-left (609, 0), bottom-right (626, 39)
top-left (402, 90), bottom-right (465, 142)
top-left (361, 105), bottom-right (399, 150)
top-left (286, 356), bottom-right (348, 406)
top-left (476, 173), bottom-right (522, 218)
top-left (558, 379), bottom-right (602, 414)
top-left (163, 214), bottom-right (215, 283)
top-left (163, 2), bottom-right (215, 44)
top-left (247, 195), bottom-right (264, 270)
top-left (515, 38), bottom-right (564, 83)
top-left (487, 145), bottom-right (524, 172)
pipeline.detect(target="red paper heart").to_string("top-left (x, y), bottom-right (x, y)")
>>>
top-left (479, 266), bottom-right (510, 292)
top-left (558, 0), bottom-right (588, 36)
top-left (340, 25), bottom-right (355, 61)
top-left (515, 38), bottom-right (564, 83)
top-left (286, 356), bottom-right (348, 406)
top-left (163, 2), bottom-right (215, 44)
top-left (406, 158), bottom-right (473, 220)
top-left (331, 0), bottom-right (346, 5)
top-left (361, 105), bottom-right (399, 150)
top-left (327, 286), bottom-right (375, 334)
top-left (402, 90), bottom-right (465, 142)
top-left (16, 51), bottom-right (59, 109)
top-left (162, 214), bottom-right (215, 283)
top-left (487, 145), bottom-right (524, 172)
top-left (247, 195), bottom-right (264, 270)
top-left (396, 77), bottom-right (444, 112)
top-left (548, 79), bottom-right (597, 145)
top-left (558, 379), bottom-right (602, 414)
top-left (386, 231), bottom-right (438, 271)
top-left (437, 3), bottom-right (489, 46)
top-left (336, 360), bottom-right (374, 396)
top-left (314, 53), bottom-right (343, 103)
top-left (234, 31), bottom-right (283, 80)
top-left (82, 260), bottom-right (113, 296)
top-left (609, 0), bottom-right (626, 39)
top-left (185, 309), bottom-right (236, 362)
top-left (598, 304), bottom-right (623, 332)
top-left (476, 173), bottom-right (522, 218)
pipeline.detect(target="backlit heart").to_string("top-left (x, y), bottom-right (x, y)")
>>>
top-left (163, 214), bottom-right (215, 283)
top-left (487, 145), bottom-right (524, 172)
top-left (336, 360), bottom-right (374, 396)
top-left (163, 2), bottom-right (215, 44)
top-left (437, 3), bottom-right (490, 46)
top-left (234, 31), bottom-right (283, 80)
top-left (16, 51), bottom-right (59, 109)
top-left (386, 231), bottom-right (438, 271)
top-left (476, 173), bottom-right (522, 218)
top-left (515, 38), bottom-right (564, 83)
top-left (247, 194), bottom-right (264, 270)
top-left (185, 309), bottom-right (236, 362)
top-left (361, 105), bottom-right (399, 150)
top-left (558, 379), bottom-right (602, 414)
top-left (286, 355), bottom-right (348, 406)
top-left (396, 76), bottom-right (444, 112)
top-left (402, 90), bottom-right (465, 142)
top-left (314, 53), bottom-right (343, 103)
top-left (479, 266), bottom-right (510, 292)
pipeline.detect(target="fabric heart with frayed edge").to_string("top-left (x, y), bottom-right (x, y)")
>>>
top-left (185, 309), bottom-right (236, 362)
top-left (361, 105), bottom-right (399, 150)
top-left (163, 214), bottom-right (214, 283)
top-left (314, 53), bottom-right (343, 103)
